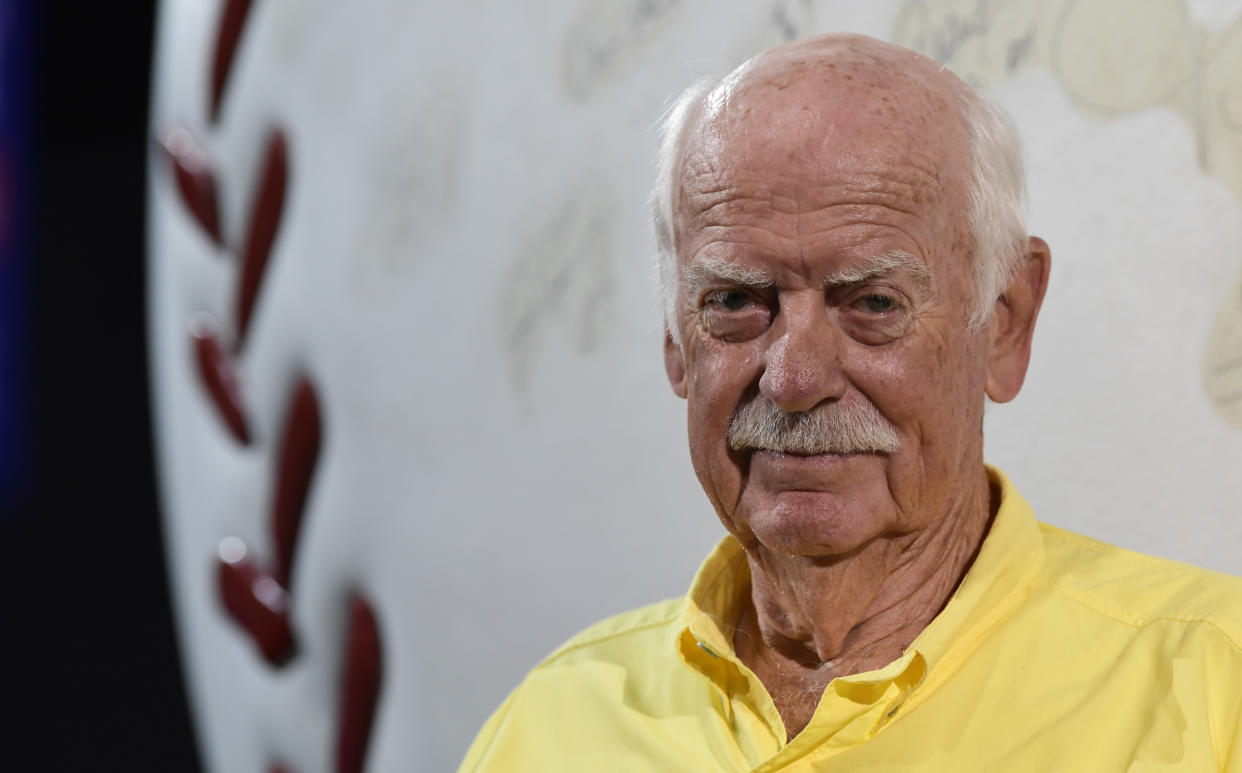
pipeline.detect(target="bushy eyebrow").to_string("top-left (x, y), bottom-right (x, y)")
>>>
top-left (682, 256), bottom-right (775, 296)
top-left (822, 250), bottom-right (934, 295)
top-left (681, 250), bottom-right (935, 298)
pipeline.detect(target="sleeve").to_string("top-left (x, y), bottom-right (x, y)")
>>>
top-left (1212, 624), bottom-right (1242, 773)
top-left (455, 687), bottom-right (519, 773)
top-left (1223, 694), bottom-right (1242, 773)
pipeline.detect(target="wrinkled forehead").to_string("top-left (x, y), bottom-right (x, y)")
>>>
top-left (676, 40), bottom-right (973, 229)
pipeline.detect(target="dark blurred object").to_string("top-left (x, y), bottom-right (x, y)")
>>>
top-left (1, 1), bottom-right (203, 769)
top-left (0, 0), bottom-right (34, 511)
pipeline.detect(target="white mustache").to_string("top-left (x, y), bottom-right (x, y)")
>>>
top-left (727, 396), bottom-right (900, 455)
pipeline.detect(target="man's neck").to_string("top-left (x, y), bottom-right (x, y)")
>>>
top-left (733, 469), bottom-right (996, 738)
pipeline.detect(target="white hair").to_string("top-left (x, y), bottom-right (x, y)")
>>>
top-left (728, 394), bottom-right (900, 455)
top-left (652, 70), bottom-right (1027, 335)
top-left (957, 90), bottom-right (1029, 329)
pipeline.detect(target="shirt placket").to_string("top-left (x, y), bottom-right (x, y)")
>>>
top-left (751, 653), bottom-right (927, 771)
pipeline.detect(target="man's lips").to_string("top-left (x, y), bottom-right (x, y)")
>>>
top-left (748, 448), bottom-right (870, 459)
top-left (746, 450), bottom-right (866, 491)
top-left (749, 449), bottom-right (869, 467)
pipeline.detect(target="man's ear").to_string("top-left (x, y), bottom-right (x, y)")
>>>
top-left (985, 236), bottom-right (1052, 403)
top-left (664, 329), bottom-right (688, 398)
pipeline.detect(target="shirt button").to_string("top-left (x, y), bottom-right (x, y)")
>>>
top-left (696, 640), bottom-right (719, 658)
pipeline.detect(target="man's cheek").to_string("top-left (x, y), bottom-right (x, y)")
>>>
top-left (689, 356), bottom-right (738, 409)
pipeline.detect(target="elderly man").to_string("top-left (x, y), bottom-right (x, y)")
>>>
top-left (460, 33), bottom-right (1242, 771)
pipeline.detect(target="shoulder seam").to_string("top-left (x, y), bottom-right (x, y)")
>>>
top-left (1040, 525), bottom-right (1177, 568)
top-left (1041, 524), bottom-right (1242, 578)
top-left (1031, 581), bottom-right (1242, 653)
top-left (541, 606), bottom-right (682, 665)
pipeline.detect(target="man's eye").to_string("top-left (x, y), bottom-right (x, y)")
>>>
top-left (700, 289), bottom-right (771, 341)
top-left (857, 294), bottom-right (898, 314)
top-left (839, 290), bottom-right (912, 345)
top-left (708, 290), bottom-right (753, 311)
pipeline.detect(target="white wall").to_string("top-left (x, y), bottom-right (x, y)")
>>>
top-left (149, 1), bottom-right (1242, 770)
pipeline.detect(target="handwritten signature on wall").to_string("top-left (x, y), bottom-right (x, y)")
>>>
top-left (895, 0), bottom-right (1242, 430)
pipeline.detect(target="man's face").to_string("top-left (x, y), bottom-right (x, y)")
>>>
top-left (666, 58), bottom-right (997, 558)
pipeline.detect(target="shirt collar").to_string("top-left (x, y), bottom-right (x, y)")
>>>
top-left (674, 465), bottom-right (1045, 742)
top-left (901, 465), bottom-right (1045, 692)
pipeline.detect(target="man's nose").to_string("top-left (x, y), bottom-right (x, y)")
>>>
top-left (758, 292), bottom-right (847, 413)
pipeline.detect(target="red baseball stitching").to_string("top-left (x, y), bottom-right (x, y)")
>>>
top-left (160, 2), bottom-right (385, 770)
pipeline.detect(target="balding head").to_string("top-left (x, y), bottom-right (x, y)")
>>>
top-left (653, 33), bottom-right (1026, 336)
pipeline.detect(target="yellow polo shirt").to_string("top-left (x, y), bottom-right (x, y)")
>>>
top-left (460, 469), bottom-right (1242, 771)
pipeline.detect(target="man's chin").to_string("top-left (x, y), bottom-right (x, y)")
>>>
top-left (737, 452), bottom-right (892, 556)
top-left (743, 491), bottom-right (889, 557)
